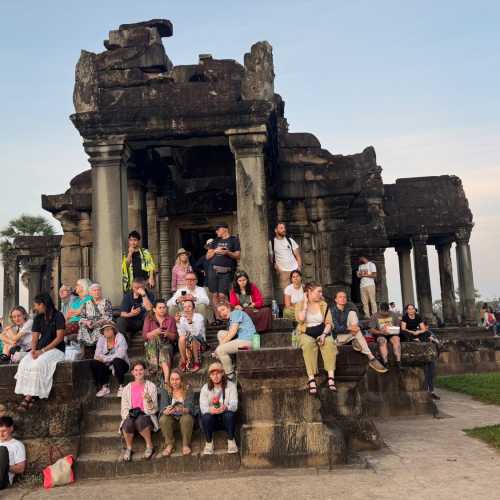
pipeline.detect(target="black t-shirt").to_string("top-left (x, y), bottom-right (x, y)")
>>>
top-left (402, 313), bottom-right (423, 331)
top-left (209, 236), bottom-right (240, 269)
top-left (32, 311), bottom-right (66, 352)
top-left (120, 291), bottom-right (155, 320)
top-left (131, 251), bottom-right (149, 280)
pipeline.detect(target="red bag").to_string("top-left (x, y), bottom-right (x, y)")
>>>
top-left (43, 455), bottom-right (74, 489)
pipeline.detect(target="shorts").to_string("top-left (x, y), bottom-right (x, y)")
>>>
top-left (121, 414), bottom-right (153, 434)
top-left (376, 334), bottom-right (400, 342)
top-left (207, 268), bottom-right (233, 295)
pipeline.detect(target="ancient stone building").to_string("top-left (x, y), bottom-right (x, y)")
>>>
top-left (3, 18), bottom-right (476, 324)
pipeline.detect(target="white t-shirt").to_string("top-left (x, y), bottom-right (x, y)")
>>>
top-left (167, 286), bottom-right (210, 307)
top-left (0, 438), bottom-right (26, 484)
top-left (284, 284), bottom-right (304, 305)
top-left (358, 262), bottom-right (377, 288)
top-left (177, 313), bottom-right (206, 340)
top-left (269, 237), bottom-right (299, 272)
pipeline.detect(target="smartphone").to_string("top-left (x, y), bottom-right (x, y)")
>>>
top-left (181, 290), bottom-right (187, 296)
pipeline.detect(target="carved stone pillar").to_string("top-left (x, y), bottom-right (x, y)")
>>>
top-left (84, 136), bottom-right (130, 305)
top-left (395, 242), bottom-right (415, 307)
top-left (455, 227), bottom-right (476, 324)
top-left (226, 125), bottom-right (273, 304)
top-left (158, 216), bottom-right (171, 300)
top-left (146, 184), bottom-right (159, 296)
top-left (127, 177), bottom-right (145, 236)
top-left (2, 251), bottom-right (19, 318)
top-left (436, 240), bottom-right (458, 325)
top-left (23, 257), bottom-right (46, 307)
top-left (411, 234), bottom-right (433, 323)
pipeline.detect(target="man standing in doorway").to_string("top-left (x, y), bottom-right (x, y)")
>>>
top-left (207, 224), bottom-right (241, 319)
top-left (122, 231), bottom-right (156, 292)
top-left (357, 256), bottom-right (377, 318)
top-left (269, 222), bottom-right (302, 304)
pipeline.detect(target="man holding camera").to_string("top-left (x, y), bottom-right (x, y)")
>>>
top-left (166, 272), bottom-right (212, 322)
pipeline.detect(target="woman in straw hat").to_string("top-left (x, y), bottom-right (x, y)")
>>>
top-left (171, 248), bottom-right (193, 292)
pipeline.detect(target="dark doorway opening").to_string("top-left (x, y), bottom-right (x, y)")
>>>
top-left (180, 228), bottom-right (216, 283)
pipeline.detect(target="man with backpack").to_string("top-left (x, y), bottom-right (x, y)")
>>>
top-left (268, 222), bottom-right (302, 305)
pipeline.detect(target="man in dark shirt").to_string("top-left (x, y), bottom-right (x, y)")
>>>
top-left (206, 224), bottom-right (240, 319)
top-left (117, 277), bottom-right (155, 341)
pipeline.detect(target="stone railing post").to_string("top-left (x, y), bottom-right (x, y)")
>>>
top-left (395, 242), bottom-right (415, 307)
top-left (226, 125), bottom-right (274, 304)
top-left (436, 239), bottom-right (458, 325)
top-left (84, 136), bottom-right (130, 305)
top-left (411, 233), bottom-right (434, 323)
top-left (455, 227), bottom-right (476, 325)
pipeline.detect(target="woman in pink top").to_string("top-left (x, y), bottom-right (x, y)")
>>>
top-left (120, 361), bottom-right (158, 461)
top-left (171, 248), bottom-right (193, 291)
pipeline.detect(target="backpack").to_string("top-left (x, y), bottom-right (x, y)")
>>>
top-left (270, 236), bottom-right (297, 264)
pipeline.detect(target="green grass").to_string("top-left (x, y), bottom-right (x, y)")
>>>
top-left (464, 425), bottom-right (500, 450)
top-left (435, 372), bottom-right (500, 406)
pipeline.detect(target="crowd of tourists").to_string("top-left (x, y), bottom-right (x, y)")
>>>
top-left (0, 222), bottom-right (442, 487)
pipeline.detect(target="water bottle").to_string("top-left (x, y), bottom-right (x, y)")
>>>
top-left (271, 300), bottom-right (279, 319)
top-left (252, 333), bottom-right (261, 351)
top-left (291, 329), bottom-right (298, 348)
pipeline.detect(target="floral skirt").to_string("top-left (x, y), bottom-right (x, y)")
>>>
top-left (144, 338), bottom-right (174, 369)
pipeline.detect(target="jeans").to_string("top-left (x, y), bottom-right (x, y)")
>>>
top-left (201, 411), bottom-right (236, 441)
top-left (117, 316), bottom-right (144, 342)
top-left (91, 358), bottom-right (129, 386)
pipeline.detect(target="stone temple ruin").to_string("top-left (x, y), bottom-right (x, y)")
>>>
top-left (2, 19), bottom-right (492, 480)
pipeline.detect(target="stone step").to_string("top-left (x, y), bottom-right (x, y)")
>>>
top-left (84, 408), bottom-right (122, 433)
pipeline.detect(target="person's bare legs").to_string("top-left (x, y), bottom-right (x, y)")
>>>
top-left (390, 336), bottom-right (402, 362)
top-left (192, 339), bottom-right (201, 365)
top-left (123, 432), bottom-right (134, 450)
top-left (178, 336), bottom-right (187, 366)
top-left (139, 427), bottom-right (153, 449)
top-left (377, 337), bottom-right (389, 364)
top-left (161, 361), bottom-right (170, 382)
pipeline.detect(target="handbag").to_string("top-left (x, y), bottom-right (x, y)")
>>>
top-left (305, 305), bottom-right (330, 339)
top-left (128, 407), bottom-right (145, 420)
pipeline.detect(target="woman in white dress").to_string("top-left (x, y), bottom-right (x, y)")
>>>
top-left (14, 293), bottom-right (65, 411)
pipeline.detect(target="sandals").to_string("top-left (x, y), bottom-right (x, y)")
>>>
top-left (327, 377), bottom-right (337, 392)
top-left (182, 446), bottom-right (192, 456)
top-left (123, 448), bottom-right (133, 462)
top-left (17, 397), bottom-right (33, 412)
top-left (143, 447), bottom-right (154, 460)
top-left (307, 379), bottom-right (318, 395)
top-left (162, 445), bottom-right (175, 457)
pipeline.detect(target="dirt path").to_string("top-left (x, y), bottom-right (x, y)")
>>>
top-left (5, 389), bottom-right (500, 500)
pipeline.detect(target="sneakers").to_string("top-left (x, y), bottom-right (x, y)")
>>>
top-left (203, 441), bottom-right (214, 455)
top-left (227, 439), bottom-right (238, 454)
top-left (351, 338), bottom-right (362, 352)
top-left (368, 358), bottom-right (388, 374)
top-left (116, 385), bottom-right (124, 398)
top-left (96, 385), bottom-right (110, 398)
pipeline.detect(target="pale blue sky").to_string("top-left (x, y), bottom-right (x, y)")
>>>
top-left (1, 1), bottom-right (499, 310)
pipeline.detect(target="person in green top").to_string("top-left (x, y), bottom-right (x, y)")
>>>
top-left (122, 231), bottom-right (156, 292)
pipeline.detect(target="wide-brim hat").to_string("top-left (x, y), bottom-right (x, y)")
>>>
top-left (176, 248), bottom-right (191, 257)
top-left (208, 361), bottom-right (225, 374)
top-left (98, 320), bottom-right (119, 334)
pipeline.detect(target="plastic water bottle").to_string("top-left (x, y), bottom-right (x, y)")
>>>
top-left (252, 333), bottom-right (261, 351)
top-left (291, 329), bottom-right (298, 348)
top-left (271, 300), bottom-right (279, 319)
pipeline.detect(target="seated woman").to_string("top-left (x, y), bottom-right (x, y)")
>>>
top-left (142, 300), bottom-right (178, 383)
top-left (200, 361), bottom-right (238, 455)
top-left (283, 270), bottom-right (305, 321)
top-left (78, 283), bottom-right (113, 356)
top-left (177, 300), bottom-right (206, 373)
top-left (400, 304), bottom-right (430, 342)
top-left (14, 293), bottom-right (65, 411)
top-left (0, 306), bottom-right (33, 363)
top-left (295, 282), bottom-right (337, 394)
top-left (91, 321), bottom-right (129, 398)
top-left (120, 360), bottom-right (158, 461)
top-left (65, 278), bottom-right (92, 338)
top-left (158, 369), bottom-right (196, 456)
top-left (215, 302), bottom-right (256, 380)
top-left (229, 270), bottom-right (272, 332)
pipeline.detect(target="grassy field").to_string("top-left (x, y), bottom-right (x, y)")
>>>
top-left (437, 372), bottom-right (500, 451)
top-left (436, 372), bottom-right (500, 406)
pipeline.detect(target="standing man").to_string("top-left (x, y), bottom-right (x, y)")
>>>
top-left (122, 230), bottom-right (156, 292)
top-left (357, 256), bottom-right (377, 318)
top-left (0, 416), bottom-right (26, 490)
top-left (206, 224), bottom-right (241, 316)
top-left (269, 222), bottom-right (302, 303)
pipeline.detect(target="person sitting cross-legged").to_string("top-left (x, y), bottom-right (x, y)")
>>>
top-left (177, 300), bottom-right (206, 373)
top-left (0, 306), bottom-right (33, 363)
top-left (142, 299), bottom-right (177, 383)
top-left (369, 302), bottom-right (402, 369)
top-left (295, 282), bottom-right (337, 394)
top-left (158, 369), bottom-right (197, 457)
top-left (166, 272), bottom-right (211, 322)
top-left (200, 361), bottom-right (239, 455)
top-left (214, 303), bottom-right (256, 381)
top-left (332, 291), bottom-right (387, 374)
top-left (0, 416), bottom-right (26, 490)
top-left (91, 321), bottom-right (130, 398)
top-left (118, 277), bottom-right (155, 341)
top-left (120, 361), bottom-right (158, 461)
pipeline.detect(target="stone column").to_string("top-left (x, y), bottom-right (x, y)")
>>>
top-left (23, 257), bottom-right (46, 307)
top-left (395, 242), bottom-right (415, 307)
top-left (455, 227), bottom-right (476, 325)
top-left (411, 234), bottom-right (433, 323)
top-left (436, 240), bottom-right (458, 325)
top-left (158, 216), bottom-right (172, 300)
top-left (146, 184), bottom-right (160, 296)
top-left (2, 251), bottom-right (19, 318)
top-left (226, 125), bottom-right (273, 304)
top-left (127, 178), bottom-right (145, 237)
top-left (84, 136), bottom-right (130, 305)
